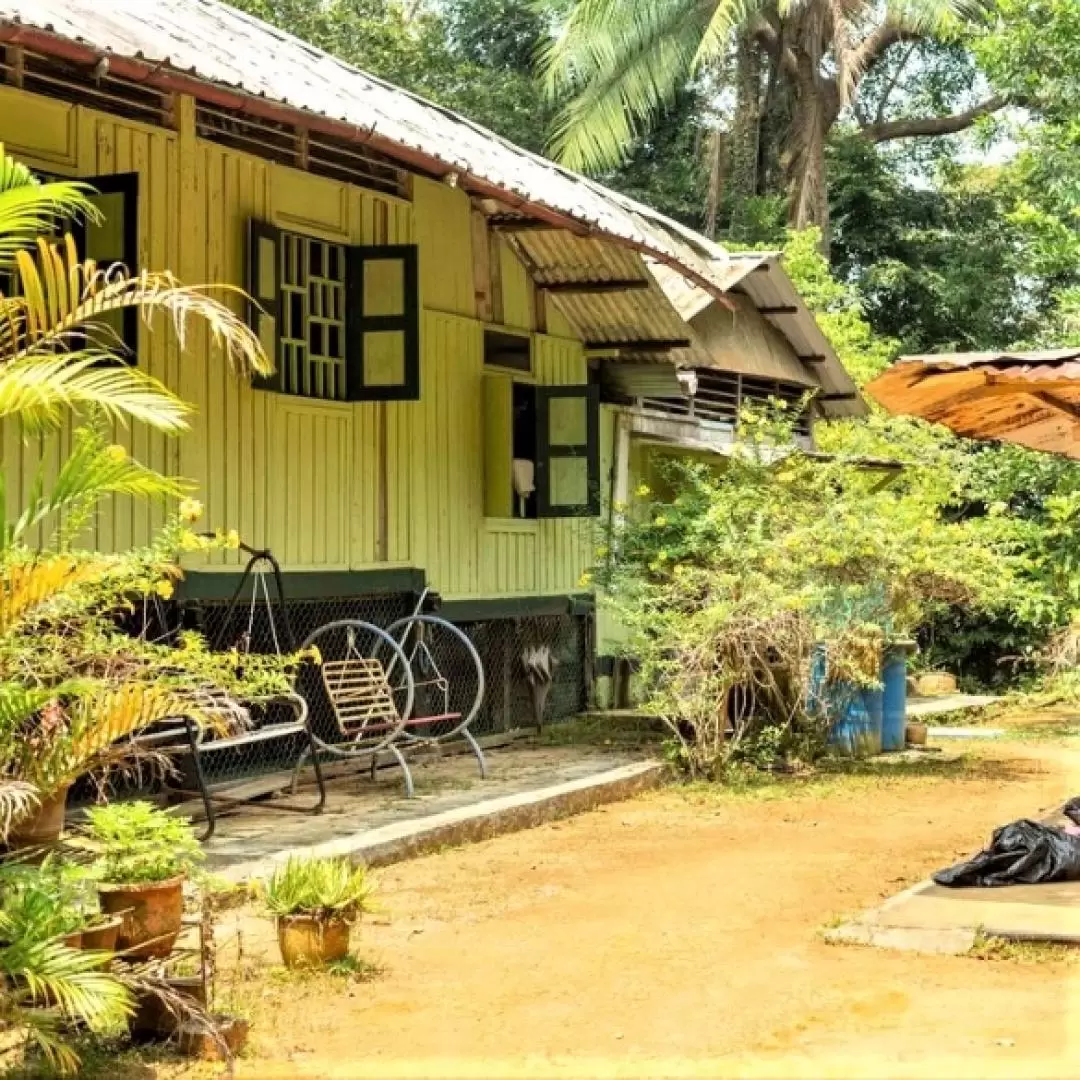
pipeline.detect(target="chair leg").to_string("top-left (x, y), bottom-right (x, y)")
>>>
top-left (462, 727), bottom-right (488, 780)
top-left (185, 720), bottom-right (216, 843)
top-left (305, 730), bottom-right (328, 816)
top-left (290, 745), bottom-right (312, 796)
top-left (387, 742), bottom-right (415, 798)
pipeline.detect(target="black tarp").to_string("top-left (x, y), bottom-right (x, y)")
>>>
top-left (934, 802), bottom-right (1080, 888)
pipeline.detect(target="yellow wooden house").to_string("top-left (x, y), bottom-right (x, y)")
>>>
top-left (0, 0), bottom-right (862, 730)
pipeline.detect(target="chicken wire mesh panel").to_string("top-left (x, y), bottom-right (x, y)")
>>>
top-left (459, 613), bottom-right (591, 737)
top-left (178, 593), bottom-right (417, 786)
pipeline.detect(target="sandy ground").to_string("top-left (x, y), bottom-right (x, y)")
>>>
top-left (191, 728), bottom-right (1080, 1080)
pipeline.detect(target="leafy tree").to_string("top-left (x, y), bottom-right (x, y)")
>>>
top-left (540, 0), bottom-right (1006, 232)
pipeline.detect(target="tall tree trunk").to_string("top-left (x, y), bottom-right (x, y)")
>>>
top-left (783, 64), bottom-right (838, 244)
top-left (727, 31), bottom-right (764, 212)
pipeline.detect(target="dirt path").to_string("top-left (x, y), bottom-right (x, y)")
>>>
top-left (208, 735), bottom-right (1080, 1079)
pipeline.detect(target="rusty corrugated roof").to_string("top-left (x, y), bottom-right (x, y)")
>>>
top-left (867, 349), bottom-right (1080, 458)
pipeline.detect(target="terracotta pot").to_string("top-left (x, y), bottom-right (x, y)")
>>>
top-left (276, 914), bottom-right (352, 968)
top-left (130, 975), bottom-right (206, 1040)
top-left (61, 930), bottom-right (82, 950)
top-left (177, 1014), bottom-right (250, 1060)
top-left (79, 915), bottom-right (123, 954)
top-left (98, 875), bottom-right (185, 960)
top-left (7, 784), bottom-right (70, 851)
top-left (906, 722), bottom-right (928, 746)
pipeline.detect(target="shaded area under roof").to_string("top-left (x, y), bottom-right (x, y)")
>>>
top-left (866, 349), bottom-right (1080, 458)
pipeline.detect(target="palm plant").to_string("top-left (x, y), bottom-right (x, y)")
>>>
top-left (542, 0), bottom-right (1000, 232)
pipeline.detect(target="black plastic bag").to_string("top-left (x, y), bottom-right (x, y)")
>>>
top-left (933, 819), bottom-right (1080, 888)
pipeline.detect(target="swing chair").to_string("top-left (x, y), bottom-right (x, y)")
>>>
top-left (137, 543), bottom-right (327, 840)
top-left (294, 590), bottom-right (486, 797)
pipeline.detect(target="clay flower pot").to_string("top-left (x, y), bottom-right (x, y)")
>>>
top-left (276, 914), bottom-right (352, 968)
top-left (7, 784), bottom-right (70, 851)
top-left (178, 1014), bottom-right (250, 1060)
top-left (79, 914), bottom-right (124, 953)
top-left (98, 875), bottom-right (185, 960)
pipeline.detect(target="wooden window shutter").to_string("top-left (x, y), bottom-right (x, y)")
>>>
top-left (535, 384), bottom-right (601, 518)
top-left (345, 244), bottom-right (420, 401)
top-left (75, 172), bottom-right (140, 360)
top-left (246, 219), bottom-right (283, 391)
top-left (483, 372), bottom-right (514, 518)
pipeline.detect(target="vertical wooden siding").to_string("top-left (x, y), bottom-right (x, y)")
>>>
top-left (0, 90), bottom-right (593, 600)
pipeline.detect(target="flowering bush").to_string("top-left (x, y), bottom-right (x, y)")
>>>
top-left (596, 406), bottom-right (1025, 777)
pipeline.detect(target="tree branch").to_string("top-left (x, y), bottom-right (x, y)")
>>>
top-left (847, 21), bottom-right (912, 86)
top-left (859, 95), bottom-right (1009, 143)
top-left (752, 18), bottom-right (798, 81)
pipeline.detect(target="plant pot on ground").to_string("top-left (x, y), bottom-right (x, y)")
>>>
top-left (5, 782), bottom-right (71, 852)
top-left (261, 856), bottom-right (374, 968)
top-left (86, 801), bottom-right (204, 960)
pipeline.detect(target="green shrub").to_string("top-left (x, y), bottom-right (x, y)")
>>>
top-left (85, 801), bottom-right (203, 884)
top-left (261, 857), bottom-right (374, 923)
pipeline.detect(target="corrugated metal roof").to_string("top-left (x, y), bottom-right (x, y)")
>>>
top-left (867, 350), bottom-right (1080, 459)
top-left (0, 0), bottom-right (736, 299)
top-left (649, 256), bottom-right (865, 417)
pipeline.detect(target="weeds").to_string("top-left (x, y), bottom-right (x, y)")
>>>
top-left (971, 930), bottom-right (1079, 964)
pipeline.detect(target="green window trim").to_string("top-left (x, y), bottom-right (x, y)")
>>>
top-left (245, 219), bottom-right (420, 402)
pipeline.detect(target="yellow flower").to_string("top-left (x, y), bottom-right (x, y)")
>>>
top-left (154, 580), bottom-right (174, 600)
top-left (179, 498), bottom-right (204, 523)
top-left (177, 529), bottom-right (205, 552)
top-left (578, 572), bottom-right (593, 588)
top-left (653, 515), bottom-right (668, 527)
top-left (613, 500), bottom-right (628, 513)
top-left (657, 549), bottom-right (669, 561)
top-left (226, 529), bottom-right (241, 550)
top-left (595, 545), bottom-right (610, 559)
top-left (106, 444), bottom-right (127, 463)
top-left (636, 484), bottom-right (651, 498)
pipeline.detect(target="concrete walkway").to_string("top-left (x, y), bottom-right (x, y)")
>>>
top-left (907, 694), bottom-right (999, 719)
top-left (203, 745), bottom-right (663, 883)
top-left (828, 800), bottom-right (1080, 955)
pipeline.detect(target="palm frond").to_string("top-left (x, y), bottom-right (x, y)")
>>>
top-left (696, 0), bottom-right (775, 69)
top-left (543, 0), bottom-right (711, 171)
top-left (8, 426), bottom-right (183, 550)
top-left (0, 555), bottom-right (106, 634)
top-left (2, 235), bottom-right (271, 379)
top-left (0, 780), bottom-right (38, 840)
top-left (0, 351), bottom-right (190, 434)
top-left (0, 144), bottom-right (97, 272)
top-left (0, 916), bottom-right (132, 1073)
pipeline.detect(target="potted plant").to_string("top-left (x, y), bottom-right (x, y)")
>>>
top-left (86, 801), bottom-right (204, 960)
top-left (261, 856), bottom-right (374, 968)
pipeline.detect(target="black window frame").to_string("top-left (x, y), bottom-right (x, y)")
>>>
top-left (535, 383), bottom-right (601, 518)
top-left (74, 172), bottom-right (140, 362)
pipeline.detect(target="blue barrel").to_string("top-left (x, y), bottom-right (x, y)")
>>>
top-left (828, 684), bottom-right (883, 757)
top-left (881, 644), bottom-right (910, 751)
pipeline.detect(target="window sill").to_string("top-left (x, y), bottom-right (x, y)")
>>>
top-left (484, 517), bottom-right (540, 534)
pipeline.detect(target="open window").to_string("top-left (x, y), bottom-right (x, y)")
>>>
top-left (75, 173), bottom-right (140, 360)
top-left (245, 219), bottom-right (420, 401)
top-left (484, 376), bottom-right (599, 519)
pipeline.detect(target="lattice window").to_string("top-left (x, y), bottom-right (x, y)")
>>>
top-left (247, 219), bottom-right (420, 402)
top-left (278, 232), bottom-right (348, 400)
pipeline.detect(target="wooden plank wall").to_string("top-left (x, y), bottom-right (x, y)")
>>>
top-left (0, 88), bottom-right (596, 601)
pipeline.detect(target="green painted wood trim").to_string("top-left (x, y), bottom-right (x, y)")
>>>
top-left (437, 593), bottom-right (595, 622)
top-left (178, 568), bottom-right (426, 602)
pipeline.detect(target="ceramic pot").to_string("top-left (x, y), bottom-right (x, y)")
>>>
top-left (98, 875), bottom-right (185, 960)
top-left (276, 914), bottom-right (351, 967)
top-left (7, 784), bottom-right (70, 851)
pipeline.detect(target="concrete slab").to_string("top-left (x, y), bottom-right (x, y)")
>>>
top-left (907, 694), bottom-right (999, 719)
top-left (205, 750), bottom-right (664, 884)
top-left (825, 921), bottom-right (976, 955)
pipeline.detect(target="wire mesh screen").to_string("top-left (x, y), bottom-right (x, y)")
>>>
top-left (460, 613), bottom-right (590, 737)
top-left (163, 592), bottom-right (591, 787)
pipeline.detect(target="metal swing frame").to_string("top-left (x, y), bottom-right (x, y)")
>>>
top-left (292, 590), bottom-right (486, 797)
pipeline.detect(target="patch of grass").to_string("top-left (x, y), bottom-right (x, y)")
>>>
top-left (674, 749), bottom-right (1034, 805)
top-left (537, 714), bottom-right (665, 750)
top-left (970, 930), bottom-right (1079, 964)
top-left (268, 952), bottom-right (385, 985)
top-left (3, 1036), bottom-right (180, 1079)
